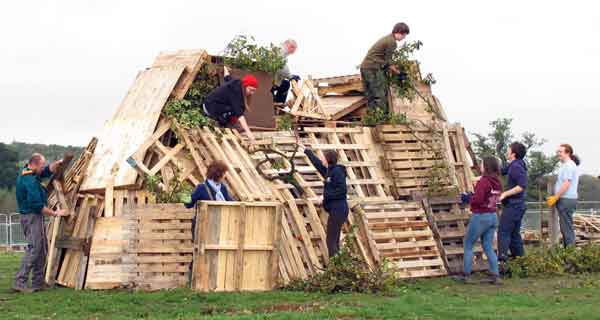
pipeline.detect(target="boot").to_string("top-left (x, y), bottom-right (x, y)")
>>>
top-left (452, 274), bottom-right (476, 284)
top-left (481, 274), bottom-right (502, 285)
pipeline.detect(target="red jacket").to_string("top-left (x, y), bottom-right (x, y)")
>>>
top-left (470, 175), bottom-right (502, 213)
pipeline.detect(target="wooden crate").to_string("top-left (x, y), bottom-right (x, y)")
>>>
top-left (353, 200), bottom-right (447, 278)
top-left (192, 201), bottom-right (282, 292)
top-left (85, 203), bottom-right (194, 290)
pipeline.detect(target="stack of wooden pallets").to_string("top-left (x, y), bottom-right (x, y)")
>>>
top-left (45, 48), bottom-right (491, 292)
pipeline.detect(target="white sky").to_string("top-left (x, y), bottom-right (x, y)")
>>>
top-left (1, 0), bottom-right (598, 174)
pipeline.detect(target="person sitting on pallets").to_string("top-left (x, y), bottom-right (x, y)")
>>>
top-left (300, 145), bottom-right (348, 258)
top-left (201, 66), bottom-right (259, 145)
top-left (271, 39), bottom-right (301, 104)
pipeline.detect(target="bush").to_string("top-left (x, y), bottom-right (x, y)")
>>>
top-left (361, 107), bottom-right (408, 126)
top-left (508, 244), bottom-right (600, 278)
top-left (223, 35), bottom-right (286, 75)
top-left (284, 232), bottom-right (397, 294)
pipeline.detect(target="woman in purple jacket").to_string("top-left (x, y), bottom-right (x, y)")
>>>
top-left (457, 156), bottom-right (502, 284)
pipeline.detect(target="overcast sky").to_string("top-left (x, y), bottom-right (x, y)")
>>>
top-left (1, 1), bottom-right (598, 174)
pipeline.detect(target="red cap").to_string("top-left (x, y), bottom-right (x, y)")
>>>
top-left (242, 75), bottom-right (259, 89)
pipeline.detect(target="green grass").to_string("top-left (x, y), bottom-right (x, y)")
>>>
top-left (2, 252), bottom-right (600, 319)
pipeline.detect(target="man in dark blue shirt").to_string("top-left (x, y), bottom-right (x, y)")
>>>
top-left (498, 142), bottom-right (529, 263)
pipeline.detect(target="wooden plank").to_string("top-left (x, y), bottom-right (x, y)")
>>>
top-left (151, 49), bottom-right (208, 99)
top-left (81, 65), bottom-right (186, 191)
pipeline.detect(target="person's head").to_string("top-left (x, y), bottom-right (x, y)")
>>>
top-left (206, 160), bottom-right (229, 183)
top-left (242, 74), bottom-right (258, 96)
top-left (508, 142), bottom-right (527, 161)
top-left (28, 153), bottom-right (46, 175)
top-left (558, 144), bottom-right (581, 166)
top-left (322, 150), bottom-right (338, 167)
top-left (283, 39), bottom-right (297, 55)
top-left (481, 156), bottom-right (500, 177)
top-left (392, 22), bottom-right (410, 41)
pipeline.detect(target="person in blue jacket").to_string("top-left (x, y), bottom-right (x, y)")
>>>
top-left (301, 145), bottom-right (348, 258)
top-left (498, 142), bottom-right (529, 263)
top-left (185, 160), bottom-right (233, 233)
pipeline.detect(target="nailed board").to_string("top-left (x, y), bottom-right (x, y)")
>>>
top-left (320, 96), bottom-right (367, 120)
top-left (80, 65), bottom-right (185, 191)
top-left (355, 201), bottom-right (447, 278)
top-left (85, 204), bottom-right (194, 290)
top-left (192, 201), bottom-right (281, 292)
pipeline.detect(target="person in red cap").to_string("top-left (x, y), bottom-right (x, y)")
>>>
top-left (202, 66), bottom-right (259, 143)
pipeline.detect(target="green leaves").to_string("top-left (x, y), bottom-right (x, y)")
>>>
top-left (163, 65), bottom-right (219, 129)
top-left (387, 40), bottom-right (427, 100)
top-left (143, 171), bottom-right (193, 204)
top-left (223, 35), bottom-right (286, 75)
top-left (276, 114), bottom-right (294, 131)
top-left (284, 231), bottom-right (397, 294)
top-left (508, 244), bottom-right (600, 278)
top-left (361, 107), bottom-right (408, 126)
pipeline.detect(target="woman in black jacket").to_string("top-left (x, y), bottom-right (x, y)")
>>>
top-left (301, 145), bottom-right (349, 258)
top-left (202, 66), bottom-right (259, 143)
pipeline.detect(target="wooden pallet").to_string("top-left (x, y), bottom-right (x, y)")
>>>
top-left (192, 201), bottom-right (281, 292)
top-left (86, 204), bottom-right (195, 290)
top-left (302, 126), bottom-right (392, 201)
top-left (56, 195), bottom-right (103, 289)
top-left (352, 200), bottom-right (447, 278)
top-left (376, 123), bottom-right (474, 198)
top-left (421, 197), bottom-right (489, 274)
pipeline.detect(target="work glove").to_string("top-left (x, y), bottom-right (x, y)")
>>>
top-left (460, 192), bottom-right (473, 205)
top-left (546, 195), bottom-right (558, 207)
top-left (290, 75), bottom-right (301, 82)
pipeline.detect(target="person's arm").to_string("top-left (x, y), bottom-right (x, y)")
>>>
top-left (24, 178), bottom-right (66, 216)
top-left (554, 180), bottom-right (571, 198)
top-left (185, 185), bottom-right (205, 209)
top-left (304, 149), bottom-right (327, 177)
top-left (237, 116), bottom-right (255, 144)
top-left (499, 164), bottom-right (527, 201)
top-left (384, 39), bottom-right (399, 74)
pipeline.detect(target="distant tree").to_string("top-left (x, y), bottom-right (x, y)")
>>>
top-left (0, 143), bottom-right (19, 189)
top-left (578, 175), bottom-right (600, 202)
top-left (0, 187), bottom-right (17, 213)
top-left (472, 118), bottom-right (559, 201)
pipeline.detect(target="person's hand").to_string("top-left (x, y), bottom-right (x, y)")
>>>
top-left (297, 144), bottom-right (306, 153)
top-left (546, 195), bottom-right (559, 207)
top-left (223, 65), bottom-right (230, 76)
top-left (389, 65), bottom-right (400, 74)
top-left (55, 209), bottom-right (69, 217)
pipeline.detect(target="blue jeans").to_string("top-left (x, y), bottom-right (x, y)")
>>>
top-left (464, 213), bottom-right (499, 276)
top-left (498, 203), bottom-right (526, 261)
top-left (557, 198), bottom-right (577, 247)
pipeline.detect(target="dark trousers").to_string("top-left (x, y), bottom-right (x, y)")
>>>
top-left (272, 79), bottom-right (291, 103)
top-left (557, 198), bottom-right (577, 247)
top-left (360, 67), bottom-right (389, 113)
top-left (326, 212), bottom-right (348, 258)
top-left (14, 214), bottom-right (47, 289)
top-left (498, 204), bottom-right (526, 261)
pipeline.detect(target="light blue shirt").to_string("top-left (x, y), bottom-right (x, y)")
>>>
top-left (554, 160), bottom-right (579, 199)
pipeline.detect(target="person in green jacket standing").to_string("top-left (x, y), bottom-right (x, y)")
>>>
top-left (13, 153), bottom-right (68, 293)
top-left (360, 22), bottom-right (410, 114)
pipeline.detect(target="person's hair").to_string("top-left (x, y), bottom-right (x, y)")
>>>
top-left (509, 142), bottom-right (527, 160)
top-left (206, 160), bottom-right (229, 181)
top-left (392, 22), bottom-right (410, 35)
top-left (29, 153), bottom-right (44, 165)
top-left (482, 156), bottom-right (500, 177)
top-left (323, 150), bottom-right (338, 166)
top-left (560, 144), bottom-right (581, 166)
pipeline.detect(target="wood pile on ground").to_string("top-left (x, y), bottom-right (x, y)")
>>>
top-left (43, 48), bottom-right (517, 292)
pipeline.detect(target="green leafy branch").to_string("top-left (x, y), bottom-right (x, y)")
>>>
top-left (223, 35), bottom-right (286, 75)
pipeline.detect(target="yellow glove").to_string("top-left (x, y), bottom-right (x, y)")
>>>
top-left (546, 195), bottom-right (558, 207)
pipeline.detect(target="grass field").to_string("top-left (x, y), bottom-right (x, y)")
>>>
top-left (2, 252), bottom-right (600, 319)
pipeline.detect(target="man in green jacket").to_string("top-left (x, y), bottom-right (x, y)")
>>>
top-left (360, 22), bottom-right (410, 114)
top-left (13, 153), bottom-right (68, 293)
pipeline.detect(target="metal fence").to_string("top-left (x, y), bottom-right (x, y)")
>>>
top-left (522, 201), bottom-right (600, 231)
top-left (0, 213), bottom-right (27, 247)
